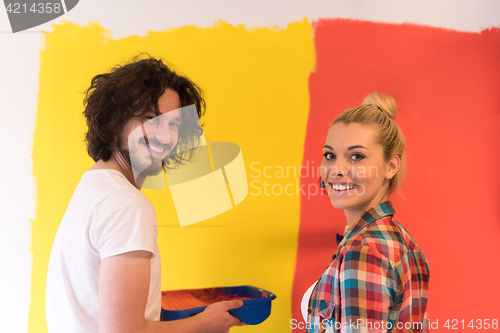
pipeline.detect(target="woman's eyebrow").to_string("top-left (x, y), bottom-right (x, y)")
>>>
top-left (347, 145), bottom-right (369, 150)
top-left (323, 145), bottom-right (369, 150)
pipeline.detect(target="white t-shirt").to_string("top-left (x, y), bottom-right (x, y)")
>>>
top-left (46, 169), bottom-right (161, 333)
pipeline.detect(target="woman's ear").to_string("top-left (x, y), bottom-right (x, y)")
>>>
top-left (385, 155), bottom-right (400, 180)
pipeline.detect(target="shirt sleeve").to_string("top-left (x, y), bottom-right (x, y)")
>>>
top-left (339, 245), bottom-right (398, 332)
top-left (89, 192), bottom-right (158, 260)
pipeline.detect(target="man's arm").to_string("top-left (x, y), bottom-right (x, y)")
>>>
top-left (99, 250), bottom-right (243, 333)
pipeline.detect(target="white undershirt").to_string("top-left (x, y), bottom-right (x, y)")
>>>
top-left (301, 282), bottom-right (317, 322)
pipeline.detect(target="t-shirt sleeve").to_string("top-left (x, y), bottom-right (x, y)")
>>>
top-left (339, 245), bottom-right (398, 331)
top-left (89, 192), bottom-right (158, 260)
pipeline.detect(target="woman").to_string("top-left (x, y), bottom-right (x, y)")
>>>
top-left (305, 92), bottom-right (429, 333)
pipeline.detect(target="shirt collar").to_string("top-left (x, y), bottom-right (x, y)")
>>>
top-left (339, 200), bottom-right (397, 247)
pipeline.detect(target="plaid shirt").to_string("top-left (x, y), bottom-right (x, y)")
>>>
top-left (306, 201), bottom-right (430, 333)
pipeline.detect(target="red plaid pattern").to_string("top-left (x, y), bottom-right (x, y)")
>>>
top-left (306, 201), bottom-right (430, 333)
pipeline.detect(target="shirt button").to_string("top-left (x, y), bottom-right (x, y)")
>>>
top-left (307, 308), bottom-right (312, 314)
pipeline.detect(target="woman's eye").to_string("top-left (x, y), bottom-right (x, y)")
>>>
top-left (170, 122), bottom-right (180, 128)
top-left (350, 153), bottom-right (364, 161)
top-left (323, 152), bottom-right (335, 160)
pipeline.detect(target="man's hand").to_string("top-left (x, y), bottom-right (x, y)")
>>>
top-left (99, 250), bottom-right (245, 333)
top-left (195, 300), bottom-right (245, 333)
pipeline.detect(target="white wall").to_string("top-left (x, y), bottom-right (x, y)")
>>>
top-left (0, 1), bottom-right (498, 332)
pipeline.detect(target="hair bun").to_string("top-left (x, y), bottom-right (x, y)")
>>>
top-left (362, 92), bottom-right (397, 120)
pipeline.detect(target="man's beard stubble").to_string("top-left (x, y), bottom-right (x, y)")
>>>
top-left (116, 137), bottom-right (165, 178)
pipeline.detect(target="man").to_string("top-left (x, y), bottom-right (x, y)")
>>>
top-left (46, 56), bottom-right (243, 332)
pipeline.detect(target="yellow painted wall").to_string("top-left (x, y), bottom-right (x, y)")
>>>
top-left (31, 19), bottom-right (315, 332)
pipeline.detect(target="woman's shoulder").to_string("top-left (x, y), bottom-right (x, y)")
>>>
top-left (339, 215), bottom-right (430, 282)
top-left (357, 215), bottom-right (417, 263)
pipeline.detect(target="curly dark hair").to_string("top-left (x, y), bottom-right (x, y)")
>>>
top-left (83, 55), bottom-right (205, 167)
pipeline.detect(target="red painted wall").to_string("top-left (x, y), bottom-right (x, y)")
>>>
top-left (293, 19), bottom-right (500, 331)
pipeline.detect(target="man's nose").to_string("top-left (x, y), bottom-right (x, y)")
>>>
top-left (152, 120), bottom-right (173, 145)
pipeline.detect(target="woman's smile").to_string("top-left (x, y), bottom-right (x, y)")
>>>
top-left (328, 182), bottom-right (361, 194)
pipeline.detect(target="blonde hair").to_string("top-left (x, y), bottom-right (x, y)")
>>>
top-left (332, 92), bottom-right (405, 194)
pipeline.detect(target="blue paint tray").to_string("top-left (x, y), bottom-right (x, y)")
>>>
top-left (161, 285), bottom-right (276, 325)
